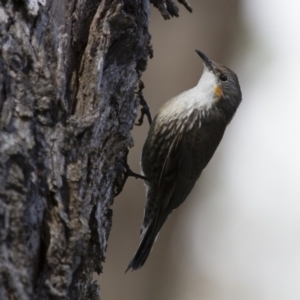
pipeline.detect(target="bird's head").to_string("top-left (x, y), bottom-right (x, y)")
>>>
top-left (195, 50), bottom-right (242, 121)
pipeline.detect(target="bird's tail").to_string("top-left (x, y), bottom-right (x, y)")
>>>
top-left (126, 221), bottom-right (158, 272)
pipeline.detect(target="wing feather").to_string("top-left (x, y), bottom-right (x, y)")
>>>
top-left (149, 124), bottom-right (201, 236)
top-left (151, 118), bottom-right (226, 235)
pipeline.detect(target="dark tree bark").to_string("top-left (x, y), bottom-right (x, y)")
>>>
top-left (0, 0), bottom-right (190, 299)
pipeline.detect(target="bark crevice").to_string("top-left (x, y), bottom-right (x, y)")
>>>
top-left (0, 0), bottom-right (191, 299)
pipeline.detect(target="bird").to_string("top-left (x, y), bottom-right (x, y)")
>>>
top-left (127, 50), bottom-right (242, 271)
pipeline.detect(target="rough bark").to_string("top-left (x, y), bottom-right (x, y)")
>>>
top-left (0, 0), bottom-right (190, 299)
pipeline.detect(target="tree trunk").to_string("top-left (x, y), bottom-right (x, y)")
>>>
top-left (0, 0), bottom-right (190, 299)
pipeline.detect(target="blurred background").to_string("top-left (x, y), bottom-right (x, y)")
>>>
top-left (96, 0), bottom-right (300, 299)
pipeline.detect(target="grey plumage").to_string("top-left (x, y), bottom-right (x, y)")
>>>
top-left (127, 50), bottom-right (242, 271)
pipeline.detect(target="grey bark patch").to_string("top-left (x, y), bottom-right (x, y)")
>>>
top-left (0, 0), bottom-right (191, 299)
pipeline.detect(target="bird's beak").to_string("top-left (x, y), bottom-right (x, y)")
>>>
top-left (195, 50), bottom-right (213, 71)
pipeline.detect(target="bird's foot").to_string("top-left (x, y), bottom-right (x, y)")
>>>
top-left (135, 80), bottom-right (152, 126)
top-left (114, 161), bottom-right (147, 197)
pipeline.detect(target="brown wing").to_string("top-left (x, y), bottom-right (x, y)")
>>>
top-left (150, 119), bottom-right (226, 236)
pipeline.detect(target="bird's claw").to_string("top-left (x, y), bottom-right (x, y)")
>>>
top-left (135, 80), bottom-right (152, 126)
top-left (114, 161), bottom-right (147, 197)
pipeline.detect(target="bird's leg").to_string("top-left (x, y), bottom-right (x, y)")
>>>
top-left (125, 164), bottom-right (147, 181)
top-left (114, 160), bottom-right (147, 197)
top-left (135, 80), bottom-right (152, 126)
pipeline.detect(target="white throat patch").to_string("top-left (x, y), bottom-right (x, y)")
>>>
top-left (155, 65), bottom-right (220, 127)
top-left (194, 65), bottom-right (220, 108)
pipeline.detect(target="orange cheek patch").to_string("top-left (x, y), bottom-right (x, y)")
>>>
top-left (214, 85), bottom-right (223, 98)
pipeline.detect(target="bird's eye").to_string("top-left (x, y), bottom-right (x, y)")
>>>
top-left (220, 74), bottom-right (228, 82)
